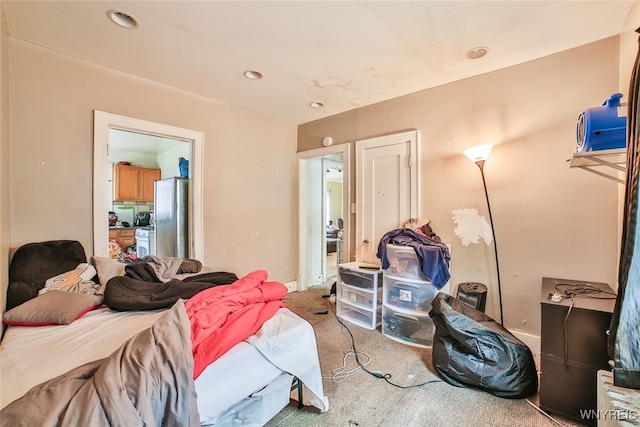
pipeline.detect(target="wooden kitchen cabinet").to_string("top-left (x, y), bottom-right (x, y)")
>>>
top-left (113, 165), bottom-right (138, 201)
top-left (113, 165), bottom-right (161, 202)
top-left (109, 228), bottom-right (136, 250)
top-left (139, 168), bottom-right (161, 201)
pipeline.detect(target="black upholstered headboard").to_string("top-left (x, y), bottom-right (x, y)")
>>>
top-left (7, 240), bottom-right (88, 310)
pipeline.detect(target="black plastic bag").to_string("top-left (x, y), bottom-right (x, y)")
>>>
top-left (429, 292), bottom-right (538, 398)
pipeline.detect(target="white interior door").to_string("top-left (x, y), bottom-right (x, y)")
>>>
top-left (356, 131), bottom-right (418, 264)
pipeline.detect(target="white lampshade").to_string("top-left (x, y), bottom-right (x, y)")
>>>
top-left (463, 144), bottom-right (493, 162)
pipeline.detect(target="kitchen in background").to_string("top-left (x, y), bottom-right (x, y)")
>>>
top-left (154, 177), bottom-right (189, 258)
top-left (108, 128), bottom-right (191, 259)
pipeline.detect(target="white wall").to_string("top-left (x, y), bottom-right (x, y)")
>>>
top-left (109, 151), bottom-right (159, 169)
top-left (157, 144), bottom-right (191, 179)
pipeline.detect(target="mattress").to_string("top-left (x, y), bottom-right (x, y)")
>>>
top-left (0, 306), bottom-right (325, 424)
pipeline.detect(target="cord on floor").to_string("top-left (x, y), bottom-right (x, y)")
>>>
top-left (331, 312), bottom-right (442, 389)
top-left (525, 398), bottom-right (566, 426)
top-left (324, 349), bottom-right (372, 383)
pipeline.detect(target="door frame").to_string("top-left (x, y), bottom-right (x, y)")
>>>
top-left (297, 144), bottom-right (351, 291)
top-left (93, 111), bottom-right (204, 261)
top-left (355, 130), bottom-right (419, 262)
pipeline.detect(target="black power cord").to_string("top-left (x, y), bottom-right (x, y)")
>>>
top-left (553, 283), bottom-right (617, 370)
top-left (333, 313), bottom-right (442, 389)
top-left (554, 282), bottom-right (617, 299)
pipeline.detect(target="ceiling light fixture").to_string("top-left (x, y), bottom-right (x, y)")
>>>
top-left (243, 70), bottom-right (263, 80)
top-left (107, 10), bottom-right (140, 30)
top-left (466, 46), bottom-right (489, 60)
top-left (309, 102), bottom-right (324, 108)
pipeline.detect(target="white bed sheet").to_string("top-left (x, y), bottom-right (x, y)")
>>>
top-left (195, 341), bottom-right (283, 423)
top-left (0, 307), bottom-right (166, 409)
top-left (0, 306), bottom-right (325, 424)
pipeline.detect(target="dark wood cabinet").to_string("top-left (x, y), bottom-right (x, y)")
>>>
top-left (539, 277), bottom-right (616, 426)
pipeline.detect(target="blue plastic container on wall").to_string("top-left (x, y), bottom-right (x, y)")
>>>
top-left (576, 93), bottom-right (627, 153)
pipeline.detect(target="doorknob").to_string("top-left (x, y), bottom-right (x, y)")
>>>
top-left (363, 239), bottom-right (369, 244)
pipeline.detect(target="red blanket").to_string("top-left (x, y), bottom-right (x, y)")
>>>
top-left (185, 270), bottom-right (287, 379)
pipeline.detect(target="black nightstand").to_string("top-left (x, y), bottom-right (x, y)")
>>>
top-left (539, 277), bottom-right (616, 426)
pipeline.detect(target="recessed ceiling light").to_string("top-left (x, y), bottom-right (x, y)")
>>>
top-left (466, 47), bottom-right (488, 60)
top-left (107, 9), bottom-right (140, 29)
top-left (243, 70), bottom-right (263, 80)
top-left (309, 102), bottom-right (324, 108)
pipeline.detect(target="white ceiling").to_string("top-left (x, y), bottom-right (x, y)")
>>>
top-left (3, 1), bottom-right (637, 125)
top-left (108, 128), bottom-right (189, 156)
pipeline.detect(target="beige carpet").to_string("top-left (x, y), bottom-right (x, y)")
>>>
top-left (266, 284), bottom-right (585, 427)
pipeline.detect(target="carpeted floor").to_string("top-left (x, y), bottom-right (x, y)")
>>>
top-left (266, 284), bottom-right (586, 427)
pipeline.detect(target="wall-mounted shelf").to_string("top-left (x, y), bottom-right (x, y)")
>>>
top-left (568, 148), bottom-right (626, 184)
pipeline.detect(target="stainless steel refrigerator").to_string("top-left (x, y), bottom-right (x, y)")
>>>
top-left (154, 177), bottom-right (189, 258)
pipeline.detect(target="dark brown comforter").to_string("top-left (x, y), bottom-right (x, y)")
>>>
top-left (105, 261), bottom-right (238, 311)
top-left (0, 300), bottom-right (200, 427)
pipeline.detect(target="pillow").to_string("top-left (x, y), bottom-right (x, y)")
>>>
top-left (91, 256), bottom-right (127, 287)
top-left (39, 263), bottom-right (97, 295)
top-left (2, 290), bottom-right (102, 326)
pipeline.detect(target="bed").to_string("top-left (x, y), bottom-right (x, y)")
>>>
top-left (0, 251), bottom-right (328, 426)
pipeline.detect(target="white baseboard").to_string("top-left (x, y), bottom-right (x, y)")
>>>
top-left (510, 329), bottom-right (541, 355)
top-left (284, 280), bottom-right (297, 293)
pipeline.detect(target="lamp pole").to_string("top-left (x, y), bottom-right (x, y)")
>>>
top-left (474, 159), bottom-right (504, 325)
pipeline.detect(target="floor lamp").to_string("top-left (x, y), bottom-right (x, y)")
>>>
top-left (463, 144), bottom-right (504, 325)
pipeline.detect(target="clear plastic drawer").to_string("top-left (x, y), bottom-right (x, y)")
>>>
top-left (382, 306), bottom-right (434, 348)
top-left (337, 283), bottom-right (381, 310)
top-left (338, 264), bottom-right (380, 290)
top-left (337, 299), bottom-right (381, 330)
top-left (383, 274), bottom-right (436, 313)
top-left (384, 244), bottom-right (427, 280)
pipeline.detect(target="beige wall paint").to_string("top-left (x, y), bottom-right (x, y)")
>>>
top-left (1, 2), bottom-right (10, 315)
top-left (327, 180), bottom-right (343, 225)
top-left (298, 37), bottom-right (622, 337)
top-left (7, 39), bottom-right (298, 287)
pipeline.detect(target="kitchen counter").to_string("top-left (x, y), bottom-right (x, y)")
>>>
top-left (109, 226), bottom-right (153, 251)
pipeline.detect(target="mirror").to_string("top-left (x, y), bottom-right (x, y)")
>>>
top-left (93, 111), bottom-right (204, 261)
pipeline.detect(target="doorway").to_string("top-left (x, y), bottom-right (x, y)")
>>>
top-left (325, 159), bottom-right (344, 281)
top-left (93, 111), bottom-right (204, 261)
top-left (298, 144), bottom-right (350, 291)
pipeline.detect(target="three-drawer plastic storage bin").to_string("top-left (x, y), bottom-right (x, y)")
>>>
top-left (381, 244), bottom-right (439, 348)
top-left (336, 262), bottom-right (383, 330)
